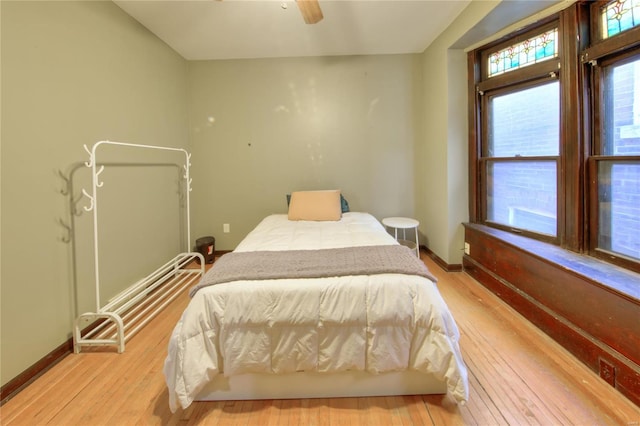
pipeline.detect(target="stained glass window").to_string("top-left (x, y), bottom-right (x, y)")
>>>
top-left (488, 29), bottom-right (558, 77)
top-left (602, 0), bottom-right (640, 38)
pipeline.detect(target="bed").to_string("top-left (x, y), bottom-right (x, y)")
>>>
top-left (164, 191), bottom-right (469, 412)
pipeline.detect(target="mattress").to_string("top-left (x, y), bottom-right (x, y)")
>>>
top-left (164, 212), bottom-right (469, 412)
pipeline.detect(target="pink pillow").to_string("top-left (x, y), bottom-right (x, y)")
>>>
top-left (287, 190), bottom-right (342, 221)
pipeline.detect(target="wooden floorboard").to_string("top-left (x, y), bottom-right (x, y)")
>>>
top-left (1, 253), bottom-right (639, 425)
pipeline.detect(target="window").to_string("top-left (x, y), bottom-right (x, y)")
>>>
top-left (590, 52), bottom-right (640, 269)
top-left (469, 1), bottom-right (640, 274)
top-left (586, 0), bottom-right (640, 272)
top-left (485, 81), bottom-right (559, 236)
top-left (474, 22), bottom-right (561, 242)
top-left (596, 161), bottom-right (640, 259)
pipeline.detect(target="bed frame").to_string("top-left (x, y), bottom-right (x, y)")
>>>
top-left (73, 140), bottom-right (204, 353)
top-left (196, 370), bottom-right (447, 401)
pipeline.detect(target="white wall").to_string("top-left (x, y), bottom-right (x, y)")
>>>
top-left (416, 1), bottom-right (500, 265)
top-left (0, 1), bottom-right (188, 386)
top-left (188, 55), bottom-right (422, 249)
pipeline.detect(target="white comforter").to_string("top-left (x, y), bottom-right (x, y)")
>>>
top-left (164, 213), bottom-right (469, 411)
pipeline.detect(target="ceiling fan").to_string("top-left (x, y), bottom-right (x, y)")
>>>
top-left (217, 0), bottom-right (323, 25)
top-left (295, 0), bottom-right (323, 24)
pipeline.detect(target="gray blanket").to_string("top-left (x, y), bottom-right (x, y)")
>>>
top-left (189, 244), bottom-right (437, 297)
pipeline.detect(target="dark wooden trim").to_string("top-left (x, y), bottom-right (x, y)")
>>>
top-left (421, 245), bottom-right (462, 272)
top-left (582, 24), bottom-right (640, 64)
top-left (559, 2), bottom-right (588, 252)
top-left (0, 338), bottom-right (72, 406)
top-left (588, 0), bottom-right (606, 44)
top-left (468, 50), bottom-right (480, 222)
top-left (476, 60), bottom-right (560, 93)
top-left (463, 223), bottom-right (640, 407)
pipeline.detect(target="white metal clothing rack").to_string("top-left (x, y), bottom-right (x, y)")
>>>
top-left (73, 141), bottom-right (205, 353)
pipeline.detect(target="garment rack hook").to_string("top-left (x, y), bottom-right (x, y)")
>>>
top-left (82, 189), bottom-right (95, 212)
top-left (84, 144), bottom-right (94, 167)
top-left (96, 165), bottom-right (105, 188)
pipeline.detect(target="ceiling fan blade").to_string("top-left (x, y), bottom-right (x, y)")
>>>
top-left (296, 0), bottom-right (323, 24)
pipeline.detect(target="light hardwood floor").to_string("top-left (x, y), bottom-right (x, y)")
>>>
top-left (2, 254), bottom-right (639, 425)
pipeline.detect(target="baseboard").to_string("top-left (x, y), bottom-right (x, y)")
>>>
top-left (1, 253), bottom-right (226, 406)
top-left (1, 247), bottom-right (453, 406)
top-left (421, 245), bottom-right (463, 272)
top-left (0, 338), bottom-right (72, 406)
top-left (462, 223), bottom-right (640, 407)
top-left (464, 255), bottom-right (640, 407)
top-left (0, 314), bottom-right (111, 405)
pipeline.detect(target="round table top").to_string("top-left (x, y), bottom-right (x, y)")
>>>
top-left (382, 217), bottom-right (419, 229)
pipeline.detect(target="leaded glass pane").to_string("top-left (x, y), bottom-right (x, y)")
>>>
top-left (602, 0), bottom-right (640, 39)
top-left (488, 29), bottom-right (558, 77)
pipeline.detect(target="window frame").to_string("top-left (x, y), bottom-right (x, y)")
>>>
top-left (588, 156), bottom-right (640, 272)
top-left (477, 21), bottom-right (561, 93)
top-left (469, 0), bottom-right (640, 274)
top-left (471, 18), bottom-right (564, 244)
top-left (586, 40), bottom-right (640, 273)
top-left (479, 77), bottom-right (561, 243)
top-left (584, 0), bottom-right (640, 62)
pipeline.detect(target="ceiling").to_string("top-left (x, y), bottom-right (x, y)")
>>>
top-left (113, 0), bottom-right (471, 61)
top-left (113, 0), bottom-right (567, 61)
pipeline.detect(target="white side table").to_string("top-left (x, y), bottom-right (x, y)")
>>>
top-left (382, 217), bottom-right (420, 257)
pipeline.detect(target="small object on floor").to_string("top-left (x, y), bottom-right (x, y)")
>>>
top-left (195, 236), bottom-right (215, 264)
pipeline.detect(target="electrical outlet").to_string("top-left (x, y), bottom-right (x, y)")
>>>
top-left (464, 242), bottom-right (471, 255)
top-left (223, 223), bottom-right (230, 233)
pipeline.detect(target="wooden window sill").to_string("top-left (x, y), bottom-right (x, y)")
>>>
top-left (464, 223), bottom-right (640, 303)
